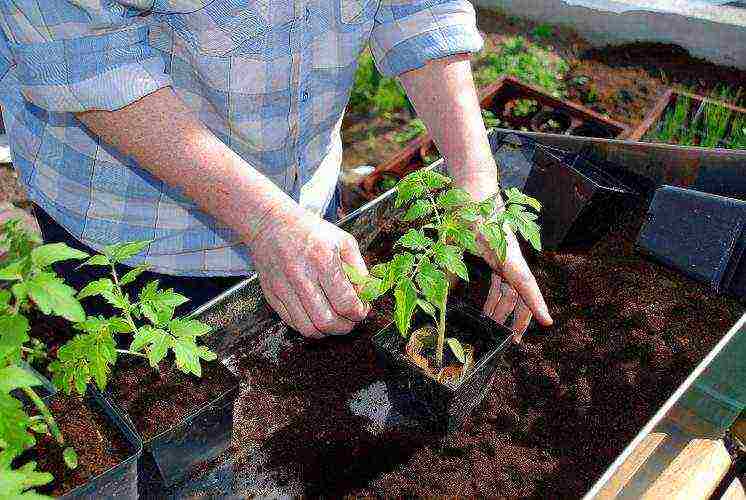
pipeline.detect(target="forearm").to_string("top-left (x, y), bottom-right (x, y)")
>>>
top-left (76, 87), bottom-right (295, 245)
top-left (399, 54), bottom-right (498, 202)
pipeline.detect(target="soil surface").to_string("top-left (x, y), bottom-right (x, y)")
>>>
top-left (198, 197), bottom-right (743, 498)
top-left (106, 358), bottom-right (236, 440)
top-left (18, 395), bottom-right (132, 497)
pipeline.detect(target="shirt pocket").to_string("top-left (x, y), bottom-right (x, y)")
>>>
top-left (163, 2), bottom-right (270, 57)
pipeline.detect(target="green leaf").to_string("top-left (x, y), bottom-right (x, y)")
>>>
top-left (380, 252), bottom-right (415, 293)
top-left (120, 265), bottom-right (149, 286)
top-left (0, 260), bottom-right (25, 281)
top-left (439, 213), bottom-right (477, 254)
top-left (0, 459), bottom-right (53, 499)
top-left (394, 172), bottom-right (426, 208)
top-left (11, 283), bottom-right (28, 305)
top-left (130, 327), bottom-right (171, 367)
top-left (458, 205), bottom-right (481, 223)
top-left (436, 188), bottom-right (472, 209)
top-left (396, 229), bottom-right (433, 251)
top-left (417, 299), bottom-right (436, 317)
top-left (108, 317), bottom-right (133, 333)
top-left (80, 255), bottom-right (110, 267)
top-left (77, 278), bottom-right (113, 300)
top-left (393, 279), bottom-right (417, 337)
top-left (370, 263), bottom-right (388, 278)
top-left (49, 331), bottom-right (117, 394)
top-left (0, 366), bottom-right (43, 393)
top-left (100, 290), bottom-right (130, 313)
top-left (103, 240), bottom-right (152, 264)
top-left (421, 170), bottom-right (451, 189)
top-left (30, 243), bottom-right (88, 268)
top-left (63, 447), bottom-right (78, 469)
top-left (342, 263), bottom-right (369, 286)
top-left (26, 273), bottom-right (85, 322)
top-left (359, 276), bottom-right (384, 302)
top-left (432, 242), bottom-right (469, 282)
top-left (168, 318), bottom-right (211, 339)
top-left (401, 199), bottom-right (433, 222)
top-left (446, 338), bottom-right (466, 363)
top-left (480, 222), bottom-right (507, 261)
top-left (172, 338), bottom-right (215, 377)
top-left (504, 187), bottom-right (542, 211)
top-left (0, 314), bottom-right (30, 364)
top-left (479, 199), bottom-right (496, 217)
top-left (506, 204), bottom-right (542, 251)
top-left (415, 257), bottom-right (448, 307)
top-left (0, 393), bottom-right (36, 456)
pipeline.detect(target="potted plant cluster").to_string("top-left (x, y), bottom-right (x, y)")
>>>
top-left (345, 169), bottom-right (542, 431)
top-left (0, 218), bottom-right (231, 497)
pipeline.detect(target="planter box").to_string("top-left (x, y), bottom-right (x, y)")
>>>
top-left (372, 303), bottom-right (514, 434)
top-left (629, 89), bottom-right (746, 148)
top-left (360, 76), bottom-right (630, 200)
top-left (637, 185), bottom-right (746, 298)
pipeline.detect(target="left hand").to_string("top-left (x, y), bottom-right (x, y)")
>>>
top-left (478, 226), bottom-right (553, 342)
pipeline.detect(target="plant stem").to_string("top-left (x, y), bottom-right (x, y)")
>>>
top-left (110, 264), bottom-right (139, 335)
top-left (116, 349), bottom-right (148, 359)
top-left (435, 288), bottom-right (448, 370)
top-left (22, 386), bottom-right (64, 446)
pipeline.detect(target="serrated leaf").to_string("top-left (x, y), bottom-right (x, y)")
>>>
top-left (393, 279), bottom-right (417, 337)
top-left (421, 170), bottom-right (451, 189)
top-left (0, 393), bottom-right (36, 457)
top-left (63, 447), bottom-right (78, 469)
top-left (130, 327), bottom-right (170, 367)
top-left (0, 366), bottom-right (43, 393)
top-left (380, 252), bottom-right (415, 293)
top-left (100, 290), bottom-right (130, 313)
top-left (0, 314), bottom-right (29, 364)
top-left (0, 260), bottom-right (24, 281)
top-left (120, 265), bottom-right (149, 286)
top-left (49, 331), bottom-right (117, 394)
top-left (77, 278), bottom-right (113, 300)
top-left (436, 188), bottom-right (472, 209)
top-left (394, 173), bottom-right (426, 208)
top-left (415, 258), bottom-right (448, 307)
top-left (480, 223), bottom-right (508, 261)
top-left (11, 283), bottom-right (28, 305)
top-left (401, 199), bottom-right (433, 222)
top-left (479, 199), bottom-right (496, 217)
top-left (169, 318), bottom-right (211, 339)
top-left (81, 255), bottom-right (110, 267)
top-left (504, 187), bottom-right (542, 211)
top-left (506, 204), bottom-right (542, 251)
top-left (370, 263), bottom-right (388, 278)
top-left (172, 337), bottom-right (206, 377)
top-left (26, 273), bottom-right (85, 322)
top-left (458, 205), bottom-right (481, 222)
top-left (30, 243), bottom-right (88, 268)
top-left (446, 338), bottom-right (466, 363)
top-left (396, 229), bottom-right (433, 251)
top-left (342, 263), bottom-right (369, 286)
top-left (104, 240), bottom-right (152, 264)
top-left (432, 243), bottom-right (469, 282)
top-left (108, 317), bottom-right (133, 333)
top-left (359, 276), bottom-right (384, 302)
top-left (417, 299), bottom-right (436, 317)
top-left (0, 458), bottom-right (53, 499)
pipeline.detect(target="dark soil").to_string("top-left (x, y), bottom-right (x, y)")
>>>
top-left (206, 198), bottom-right (743, 498)
top-left (106, 358), bottom-right (236, 440)
top-left (17, 395), bottom-right (132, 497)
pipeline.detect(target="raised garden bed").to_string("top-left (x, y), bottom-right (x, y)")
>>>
top-left (359, 77), bottom-right (630, 200)
top-left (630, 89), bottom-right (746, 149)
top-left (176, 131), bottom-right (744, 498)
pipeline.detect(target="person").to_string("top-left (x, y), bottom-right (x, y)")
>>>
top-left (0, 0), bottom-right (551, 340)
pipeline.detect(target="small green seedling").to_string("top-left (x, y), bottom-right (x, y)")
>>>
top-left (345, 170), bottom-right (541, 374)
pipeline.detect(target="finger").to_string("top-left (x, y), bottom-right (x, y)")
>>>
top-left (483, 274), bottom-right (502, 318)
top-left (269, 278), bottom-right (325, 339)
top-left (321, 249), bottom-right (369, 322)
top-left (290, 273), bottom-right (355, 335)
top-left (339, 233), bottom-right (369, 284)
top-left (491, 281), bottom-right (518, 325)
top-left (511, 297), bottom-right (533, 342)
top-left (503, 262), bottom-right (553, 326)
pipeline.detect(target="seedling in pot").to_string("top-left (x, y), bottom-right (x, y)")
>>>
top-left (344, 170), bottom-right (541, 382)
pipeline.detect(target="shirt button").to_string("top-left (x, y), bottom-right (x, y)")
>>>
top-left (301, 91), bottom-right (309, 102)
top-left (305, 7), bottom-right (311, 20)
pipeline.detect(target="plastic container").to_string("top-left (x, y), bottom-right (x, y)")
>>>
top-left (636, 186), bottom-right (746, 296)
top-left (372, 303), bottom-right (514, 434)
top-left (56, 390), bottom-right (142, 499)
top-left (523, 144), bottom-right (638, 249)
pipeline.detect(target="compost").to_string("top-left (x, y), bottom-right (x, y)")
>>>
top-left (195, 198), bottom-right (743, 498)
top-left (19, 396), bottom-right (131, 496)
top-left (107, 357), bottom-right (236, 439)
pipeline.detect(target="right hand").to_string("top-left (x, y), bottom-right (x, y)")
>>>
top-left (247, 201), bottom-right (370, 338)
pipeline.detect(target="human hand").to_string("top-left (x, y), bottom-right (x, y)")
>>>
top-left (479, 227), bottom-right (553, 342)
top-left (247, 201), bottom-right (370, 338)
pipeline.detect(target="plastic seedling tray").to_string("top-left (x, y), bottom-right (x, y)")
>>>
top-left (99, 362), bottom-right (240, 491)
top-left (637, 186), bottom-right (746, 297)
top-left (523, 143), bottom-right (638, 249)
top-left (372, 303), bottom-right (514, 434)
top-left (52, 390), bottom-right (143, 499)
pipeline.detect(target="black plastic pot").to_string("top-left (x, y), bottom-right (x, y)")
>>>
top-left (372, 303), bottom-right (514, 434)
top-left (637, 186), bottom-right (746, 297)
top-left (99, 361), bottom-right (240, 491)
top-left (530, 109), bottom-right (572, 134)
top-left (523, 144), bottom-right (638, 249)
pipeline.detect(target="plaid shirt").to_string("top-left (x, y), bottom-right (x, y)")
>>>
top-left (0, 0), bottom-right (482, 276)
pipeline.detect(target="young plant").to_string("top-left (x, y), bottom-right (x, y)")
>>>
top-left (345, 170), bottom-right (541, 373)
top-left (393, 118), bottom-right (427, 145)
top-left (649, 94), bottom-right (691, 145)
top-left (729, 114), bottom-right (746, 149)
top-left (700, 100), bottom-right (733, 149)
top-left (49, 241), bottom-right (216, 395)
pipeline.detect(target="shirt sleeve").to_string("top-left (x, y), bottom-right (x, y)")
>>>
top-left (0, 2), bottom-right (172, 113)
top-left (369, 0), bottom-right (484, 77)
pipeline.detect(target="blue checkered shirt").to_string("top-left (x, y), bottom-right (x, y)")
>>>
top-left (0, 0), bottom-right (482, 276)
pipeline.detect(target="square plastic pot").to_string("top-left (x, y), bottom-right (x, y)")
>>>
top-left (523, 144), bottom-right (638, 249)
top-left (372, 303), bottom-right (514, 434)
top-left (637, 185), bottom-right (746, 297)
top-left (98, 362), bottom-right (240, 491)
